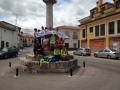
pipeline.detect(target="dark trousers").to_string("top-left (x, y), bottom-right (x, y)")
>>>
top-left (54, 55), bottom-right (61, 61)
top-left (37, 37), bottom-right (41, 44)
top-left (33, 49), bottom-right (44, 57)
top-left (34, 38), bottom-right (36, 44)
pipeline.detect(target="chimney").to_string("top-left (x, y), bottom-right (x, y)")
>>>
top-left (96, 0), bottom-right (102, 12)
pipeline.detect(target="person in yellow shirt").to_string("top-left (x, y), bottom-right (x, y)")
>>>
top-left (54, 46), bottom-right (61, 61)
top-left (61, 46), bottom-right (68, 61)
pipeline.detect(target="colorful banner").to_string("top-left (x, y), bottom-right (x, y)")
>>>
top-left (35, 30), bottom-right (69, 39)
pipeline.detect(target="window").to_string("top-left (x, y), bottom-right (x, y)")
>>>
top-left (116, 1), bottom-right (120, 9)
top-left (65, 31), bottom-right (70, 38)
top-left (104, 50), bottom-right (110, 52)
top-left (1, 41), bottom-right (4, 48)
top-left (74, 43), bottom-right (76, 48)
top-left (99, 50), bottom-right (103, 52)
top-left (91, 11), bottom-right (95, 17)
top-left (82, 29), bottom-right (86, 38)
top-left (100, 24), bottom-right (105, 36)
top-left (65, 43), bottom-right (69, 48)
top-left (109, 22), bottom-right (114, 34)
top-left (73, 32), bottom-right (77, 35)
top-left (6, 42), bottom-right (9, 47)
top-left (95, 25), bottom-right (99, 37)
top-left (118, 20), bottom-right (120, 33)
top-left (65, 31), bottom-right (69, 35)
top-left (89, 27), bottom-right (93, 33)
top-left (4, 29), bottom-right (6, 32)
top-left (101, 7), bottom-right (105, 14)
top-left (73, 32), bottom-right (78, 39)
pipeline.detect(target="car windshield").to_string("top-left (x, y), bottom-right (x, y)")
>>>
top-left (2, 48), bottom-right (8, 52)
top-left (110, 49), bottom-right (116, 52)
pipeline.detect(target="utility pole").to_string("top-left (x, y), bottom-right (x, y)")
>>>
top-left (13, 13), bottom-right (19, 28)
top-left (13, 13), bottom-right (20, 49)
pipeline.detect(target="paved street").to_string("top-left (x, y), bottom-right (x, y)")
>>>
top-left (0, 47), bottom-right (120, 90)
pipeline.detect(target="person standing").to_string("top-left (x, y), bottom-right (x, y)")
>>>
top-left (37, 29), bottom-right (41, 45)
top-left (33, 40), bottom-right (44, 57)
top-left (41, 26), bottom-right (44, 45)
top-left (34, 28), bottom-right (38, 44)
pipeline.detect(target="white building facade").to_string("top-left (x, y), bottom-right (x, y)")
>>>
top-left (57, 25), bottom-right (80, 50)
top-left (0, 21), bottom-right (21, 49)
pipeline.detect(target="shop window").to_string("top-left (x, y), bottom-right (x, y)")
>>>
top-left (89, 27), bottom-right (93, 33)
top-left (116, 1), bottom-right (120, 9)
top-left (100, 24), bottom-right (105, 36)
top-left (109, 22), bottom-right (114, 34)
top-left (82, 29), bottom-right (86, 38)
top-left (118, 20), bottom-right (120, 33)
top-left (95, 25), bottom-right (99, 37)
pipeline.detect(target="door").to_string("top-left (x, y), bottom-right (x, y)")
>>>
top-left (98, 50), bottom-right (104, 57)
top-left (8, 48), bottom-right (14, 57)
top-left (75, 48), bottom-right (80, 54)
top-left (103, 49), bottom-right (110, 57)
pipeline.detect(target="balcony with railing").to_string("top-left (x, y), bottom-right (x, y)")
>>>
top-left (93, 12), bottom-right (101, 18)
top-left (78, 16), bottom-right (91, 23)
top-left (103, 7), bottom-right (114, 14)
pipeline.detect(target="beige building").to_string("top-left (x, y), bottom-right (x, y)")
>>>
top-left (78, 0), bottom-right (120, 53)
top-left (19, 32), bottom-right (34, 47)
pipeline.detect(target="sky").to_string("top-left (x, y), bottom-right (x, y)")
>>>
top-left (0, 0), bottom-right (113, 34)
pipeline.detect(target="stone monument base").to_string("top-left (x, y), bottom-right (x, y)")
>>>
top-left (19, 52), bottom-right (78, 73)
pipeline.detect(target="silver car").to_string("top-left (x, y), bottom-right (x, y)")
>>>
top-left (73, 48), bottom-right (91, 56)
top-left (94, 49), bottom-right (120, 59)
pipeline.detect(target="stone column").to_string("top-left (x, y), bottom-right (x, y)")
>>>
top-left (43, 0), bottom-right (56, 28)
top-left (46, 3), bottom-right (53, 28)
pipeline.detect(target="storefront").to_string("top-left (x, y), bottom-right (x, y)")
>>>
top-left (90, 39), bottom-right (105, 53)
top-left (81, 40), bottom-right (87, 48)
top-left (109, 37), bottom-right (120, 49)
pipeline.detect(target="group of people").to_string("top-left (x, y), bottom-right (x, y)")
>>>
top-left (33, 26), bottom-right (69, 61)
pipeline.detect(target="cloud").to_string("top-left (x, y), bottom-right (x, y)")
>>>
top-left (0, 0), bottom-right (114, 33)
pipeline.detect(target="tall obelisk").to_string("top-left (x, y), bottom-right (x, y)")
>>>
top-left (43, 0), bottom-right (56, 28)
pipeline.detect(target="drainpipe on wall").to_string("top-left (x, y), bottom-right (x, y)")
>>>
top-left (85, 24), bottom-right (87, 48)
top-left (0, 28), bottom-right (2, 49)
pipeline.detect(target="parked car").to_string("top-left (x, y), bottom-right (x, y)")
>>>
top-left (73, 48), bottom-right (91, 56)
top-left (94, 49), bottom-right (120, 59)
top-left (0, 47), bottom-right (18, 59)
top-left (23, 44), bottom-right (32, 47)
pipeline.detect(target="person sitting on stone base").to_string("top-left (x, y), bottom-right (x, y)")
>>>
top-left (60, 46), bottom-right (69, 61)
top-left (54, 46), bottom-right (61, 61)
top-left (33, 40), bottom-right (44, 57)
